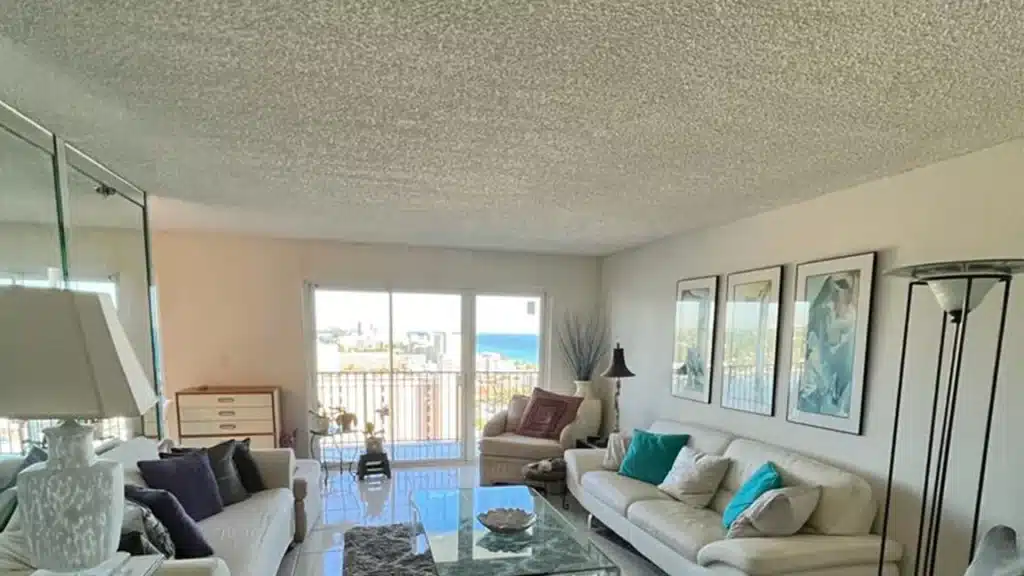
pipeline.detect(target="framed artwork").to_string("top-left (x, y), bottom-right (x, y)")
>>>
top-left (720, 266), bottom-right (782, 416)
top-left (787, 252), bottom-right (876, 434)
top-left (671, 275), bottom-right (718, 403)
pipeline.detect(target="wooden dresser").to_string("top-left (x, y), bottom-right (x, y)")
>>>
top-left (175, 386), bottom-right (281, 449)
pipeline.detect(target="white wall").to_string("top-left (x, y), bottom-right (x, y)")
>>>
top-left (152, 232), bottom-right (601, 453)
top-left (601, 139), bottom-right (1024, 574)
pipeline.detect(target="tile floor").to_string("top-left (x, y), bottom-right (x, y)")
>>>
top-left (277, 464), bottom-right (665, 576)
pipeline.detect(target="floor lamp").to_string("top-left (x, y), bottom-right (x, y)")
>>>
top-left (878, 258), bottom-right (1024, 576)
top-left (602, 343), bottom-right (634, 433)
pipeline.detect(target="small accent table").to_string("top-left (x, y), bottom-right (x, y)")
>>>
top-left (575, 435), bottom-right (608, 449)
top-left (357, 451), bottom-right (391, 480)
top-left (310, 428), bottom-right (359, 480)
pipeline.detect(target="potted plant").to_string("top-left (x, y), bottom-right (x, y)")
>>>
top-left (363, 421), bottom-right (384, 454)
top-left (556, 310), bottom-right (608, 437)
top-left (335, 409), bottom-right (357, 433)
top-left (308, 405), bottom-right (331, 434)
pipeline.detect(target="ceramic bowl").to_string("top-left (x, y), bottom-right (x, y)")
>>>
top-left (477, 507), bottom-right (536, 534)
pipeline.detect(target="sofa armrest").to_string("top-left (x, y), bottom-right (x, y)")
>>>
top-left (697, 534), bottom-right (904, 575)
top-left (482, 410), bottom-right (509, 438)
top-left (559, 421), bottom-right (581, 450)
top-left (249, 448), bottom-right (295, 491)
top-left (564, 448), bottom-right (605, 488)
top-left (156, 558), bottom-right (230, 576)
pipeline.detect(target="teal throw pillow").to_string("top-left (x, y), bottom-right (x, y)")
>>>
top-left (618, 429), bottom-right (690, 485)
top-left (722, 462), bottom-right (783, 528)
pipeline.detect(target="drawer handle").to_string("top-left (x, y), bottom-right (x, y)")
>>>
top-left (218, 410), bottom-right (236, 417)
top-left (216, 397), bottom-right (235, 403)
top-left (219, 424), bottom-right (237, 430)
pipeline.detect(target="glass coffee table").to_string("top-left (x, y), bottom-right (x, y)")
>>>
top-left (410, 485), bottom-right (619, 576)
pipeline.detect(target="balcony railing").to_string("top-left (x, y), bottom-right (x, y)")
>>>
top-left (315, 370), bottom-right (538, 462)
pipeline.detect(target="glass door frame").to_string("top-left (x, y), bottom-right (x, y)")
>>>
top-left (303, 282), bottom-right (549, 464)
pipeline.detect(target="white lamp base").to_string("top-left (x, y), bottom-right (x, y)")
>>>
top-left (16, 421), bottom-right (124, 573)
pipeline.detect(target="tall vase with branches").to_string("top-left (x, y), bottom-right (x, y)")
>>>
top-left (557, 311), bottom-right (608, 437)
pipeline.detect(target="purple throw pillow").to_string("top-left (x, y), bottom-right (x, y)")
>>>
top-left (124, 485), bottom-right (214, 559)
top-left (138, 450), bottom-right (224, 522)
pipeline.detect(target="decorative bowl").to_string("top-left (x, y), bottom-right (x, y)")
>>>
top-left (477, 508), bottom-right (536, 534)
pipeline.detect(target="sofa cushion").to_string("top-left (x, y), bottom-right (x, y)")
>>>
top-left (479, 433), bottom-right (564, 460)
top-left (619, 429), bottom-right (689, 485)
top-left (516, 388), bottom-right (583, 439)
top-left (601, 433), bottom-right (631, 470)
top-left (506, 395), bottom-right (530, 433)
top-left (715, 439), bottom-right (875, 535)
top-left (627, 500), bottom-right (725, 561)
top-left (647, 420), bottom-right (733, 456)
top-left (100, 437), bottom-right (160, 487)
top-left (139, 451), bottom-right (225, 522)
top-left (658, 446), bottom-right (731, 508)
top-left (198, 488), bottom-right (293, 576)
top-left (125, 485), bottom-right (214, 559)
top-left (580, 470), bottom-right (672, 515)
top-left (167, 441), bottom-right (250, 506)
top-left (723, 462), bottom-right (783, 528)
top-left (727, 486), bottom-right (820, 539)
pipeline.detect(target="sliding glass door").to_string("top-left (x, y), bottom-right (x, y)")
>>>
top-left (313, 289), bottom-right (464, 463)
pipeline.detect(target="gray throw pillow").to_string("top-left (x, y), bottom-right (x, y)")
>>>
top-left (657, 446), bottom-right (730, 507)
top-left (121, 500), bottom-right (175, 558)
top-left (727, 485), bottom-right (821, 538)
top-left (167, 440), bottom-right (250, 506)
top-left (601, 433), bottom-right (631, 470)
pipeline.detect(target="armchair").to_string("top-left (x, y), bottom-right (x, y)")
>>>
top-left (478, 395), bottom-right (584, 485)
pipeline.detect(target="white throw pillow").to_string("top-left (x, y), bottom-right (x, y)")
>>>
top-left (601, 433), bottom-right (631, 470)
top-left (658, 446), bottom-right (730, 507)
top-left (727, 485), bottom-right (821, 538)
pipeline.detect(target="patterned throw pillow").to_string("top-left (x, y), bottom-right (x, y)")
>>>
top-left (121, 500), bottom-right (174, 558)
top-left (726, 486), bottom-right (821, 538)
top-left (658, 446), bottom-right (731, 507)
top-left (601, 433), bottom-right (632, 470)
top-left (515, 388), bottom-right (583, 439)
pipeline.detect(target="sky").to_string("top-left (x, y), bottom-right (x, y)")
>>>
top-left (314, 290), bottom-right (540, 335)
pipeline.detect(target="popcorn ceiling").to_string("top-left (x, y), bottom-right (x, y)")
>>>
top-left (0, 1), bottom-right (1021, 254)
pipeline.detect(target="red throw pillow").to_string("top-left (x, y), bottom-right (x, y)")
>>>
top-left (515, 388), bottom-right (583, 439)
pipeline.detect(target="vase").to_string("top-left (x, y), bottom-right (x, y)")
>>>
top-left (311, 415), bottom-right (330, 434)
top-left (573, 380), bottom-right (601, 438)
top-left (365, 436), bottom-right (384, 454)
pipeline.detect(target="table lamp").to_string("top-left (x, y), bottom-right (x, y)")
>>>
top-left (0, 288), bottom-right (157, 573)
top-left (601, 343), bottom-right (634, 433)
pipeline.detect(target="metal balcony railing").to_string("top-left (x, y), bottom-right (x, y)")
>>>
top-left (315, 370), bottom-right (538, 462)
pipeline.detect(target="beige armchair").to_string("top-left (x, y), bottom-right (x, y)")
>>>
top-left (478, 395), bottom-right (584, 485)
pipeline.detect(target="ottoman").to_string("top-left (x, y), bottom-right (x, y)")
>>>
top-left (293, 459), bottom-right (324, 542)
top-left (522, 457), bottom-right (569, 509)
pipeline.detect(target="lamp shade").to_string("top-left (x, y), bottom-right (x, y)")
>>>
top-left (602, 343), bottom-right (635, 378)
top-left (886, 258), bottom-right (1024, 315)
top-left (0, 287), bottom-right (157, 420)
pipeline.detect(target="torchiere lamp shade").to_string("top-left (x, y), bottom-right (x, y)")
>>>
top-left (0, 287), bottom-right (157, 420)
top-left (602, 344), bottom-right (635, 378)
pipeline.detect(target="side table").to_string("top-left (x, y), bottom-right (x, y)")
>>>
top-left (575, 435), bottom-right (608, 449)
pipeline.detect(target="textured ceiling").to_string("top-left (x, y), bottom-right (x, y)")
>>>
top-left (1, 1), bottom-right (1022, 255)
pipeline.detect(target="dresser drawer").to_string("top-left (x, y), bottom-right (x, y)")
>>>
top-left (178, 393), bottom-right (272, 409)
top-left (179, 407), bottom-right (273, 423)
top-left (179, 420), bottom-right (275, 436)
top-left (179, 435), bottom-right (276, 450)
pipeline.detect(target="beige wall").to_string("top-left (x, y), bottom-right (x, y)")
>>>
top-left (152, 232), bottom-right (601, 452)
top-left (601, 139), bottom-right (1024, 573)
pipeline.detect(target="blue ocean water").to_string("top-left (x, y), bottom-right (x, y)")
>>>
top-left (476, 333), bottom-right (539, 364)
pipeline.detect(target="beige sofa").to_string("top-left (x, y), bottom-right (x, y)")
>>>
top-left (566, 419), bottom-right (904, 576)
top-left (479, 396), bottom-right (585, 485)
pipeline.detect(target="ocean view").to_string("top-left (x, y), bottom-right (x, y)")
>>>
top-left (477, 333), bottom-right (539, 365)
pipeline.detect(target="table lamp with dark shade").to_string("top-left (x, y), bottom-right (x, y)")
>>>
top-left (0, 287), bottom-right (158, 573)
top-left (602, 343), bottom-right (634, 433)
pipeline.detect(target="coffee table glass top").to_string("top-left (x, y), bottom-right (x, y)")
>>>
top-left (410, 485), bottom-right (619, 576)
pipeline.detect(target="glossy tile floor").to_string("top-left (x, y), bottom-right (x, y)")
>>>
top-left (277, 464), bottom-right (665, 576)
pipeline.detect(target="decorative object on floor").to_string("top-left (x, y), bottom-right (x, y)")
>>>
top-left (726, 485), bottom-right (820, 538)
top-left (878, 258), bottom-right (1024, 576)
top-left (478, 507), bottom-right (537, 534)
top-left (342, 523), bottom-right (436, 576)
top-left (671, 275), bottom-right (718, 403)
top-left (522, 458), bottom-right (569, 509)
top-left (357, 451), bottom-right (391, 480)
top-left (786, 252), bottom-right (875, 434)
top-left (617, 429), bottom-right (689, 485)
top-left (556, 310), bottom-right (609, 439)
top-left (515, 387), bottom-right (583, 439)
top-left (0, 288), bottom-right (158, 574)
top-left (657, 446), bottom-right (731, 507)
top-left (964, 525), bottom-right (1023, 576)
top-left (601, 344), bottom-right (634, 432)
top-left (720, 265), bottom-right (782, 416)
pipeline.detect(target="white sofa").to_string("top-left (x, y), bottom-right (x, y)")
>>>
top-left (100, 437), bottom-right (296, 576)
top-left (566, 419), bottom-right (904, 576)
